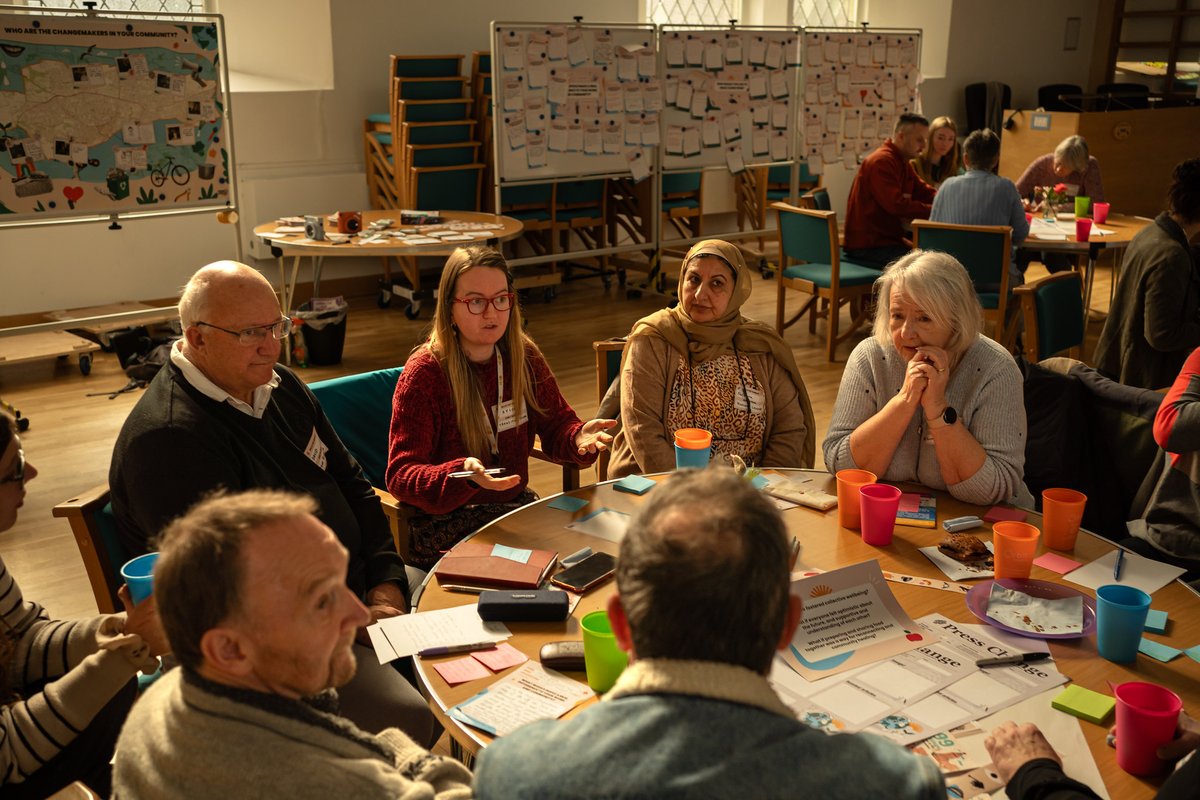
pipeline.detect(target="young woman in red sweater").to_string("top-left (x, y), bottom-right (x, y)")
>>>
top-left (386, 245), bottom-right (614, 568)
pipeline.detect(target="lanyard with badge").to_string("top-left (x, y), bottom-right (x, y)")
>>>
top-left (481, 350), bottom-right (527, 457)
top-left (686, 341), bottom-right (764, 442)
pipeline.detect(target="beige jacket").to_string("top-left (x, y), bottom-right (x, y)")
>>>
top-left (609, 334), bottom-right (811, 478)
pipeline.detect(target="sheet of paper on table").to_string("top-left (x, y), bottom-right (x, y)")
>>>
top-left (986, 583), bottom-right (1084, 635)
top-left (862, 617), bottom-right (1065, 746)
top-left (367, 604), bottom-right (510, 664)
top-left (977, 687), bottom-right (1110, 800)
top-left (565, 507), bottom-right (630, 543)
top-left (1064, 550), bottom-right (1186, 595)
top-left (447, 661), bottom-right (594, 736)
top-left (782, 561), bottom-right (940, 680)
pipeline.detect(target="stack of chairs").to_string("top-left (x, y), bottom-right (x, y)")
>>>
top-left (363, 54), bottom-right (485, 211)
top-left (470, 51), bottom-right (494, 211)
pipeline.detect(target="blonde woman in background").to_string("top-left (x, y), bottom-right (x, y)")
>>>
top-left (386, 245), bottom-right (614, 568)
top-left (910, 116), bottom-right (962, 189)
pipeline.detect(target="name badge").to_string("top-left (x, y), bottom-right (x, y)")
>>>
top-left (304, 427), bottom-right (329, 470)
top-left (493, 400), bottom-right (529, 433)
top-left (734, 386), bottom-right (766, 415)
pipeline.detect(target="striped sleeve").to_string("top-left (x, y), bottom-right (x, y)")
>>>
top-left (1154, 347), bottom-right (1200, 455)
top-left (1, 559), bottom-right (141, 785)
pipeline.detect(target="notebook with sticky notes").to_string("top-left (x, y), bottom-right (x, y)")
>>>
top-left (1052, 685), bottom-right (1116, 725)
top-left (895, 493), bottom-right (937, 528)
top-left (435, 541), bottom-right (558, 590)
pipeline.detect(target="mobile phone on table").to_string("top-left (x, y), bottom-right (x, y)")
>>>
top-left (550, 552), bottom-right (617, 593)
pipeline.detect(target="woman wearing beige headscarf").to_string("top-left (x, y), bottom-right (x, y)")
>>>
top-left (608, 239), bottom-right (815, 478)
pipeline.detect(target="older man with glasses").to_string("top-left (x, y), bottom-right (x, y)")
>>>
top-left (108, 261), bottom-right (437, 746)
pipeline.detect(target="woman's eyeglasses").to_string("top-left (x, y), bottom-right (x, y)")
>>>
top-left (195, 318), bottom-right (293, 346)
top-left (454, 293), bottom-right (514, 315)
top-left (0, 449), bottom-right (25, 484)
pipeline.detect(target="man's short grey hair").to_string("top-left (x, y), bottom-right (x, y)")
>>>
top-left (963, 129), bottom-right (1001, 172)
top-left (1053, 135), bottom-right (1090, 174)
top-left (154, 490), bottom-right (318, 671)
top-left (872, 250), bottom-right (984, 357)
top-left (616, 468), bottom-right (792, 674)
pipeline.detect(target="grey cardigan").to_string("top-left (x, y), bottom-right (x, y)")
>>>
top-left (824, 336), bottom-right (1034, 507)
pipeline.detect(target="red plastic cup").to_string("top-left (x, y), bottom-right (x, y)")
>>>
top-left (835, 469), bottom-right (876, 531)
top-left (1024, 212), bottom-right (1033, 223)
top-left (1075, 217), bottom-right (1093, 242)
top-left (859, 484), bottom-right (902, 546)
top-left (1092, 202), bottom-right (1110, 224)
top-left (1114, 682), bottom-right (1182, 776)
top-left (992, 521), bottom-right (1040, 579)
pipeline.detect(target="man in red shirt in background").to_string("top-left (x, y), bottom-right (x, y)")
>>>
top-left (843, 113), bottom-right (936, 269)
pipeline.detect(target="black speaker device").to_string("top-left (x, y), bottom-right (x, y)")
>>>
top-left (477, 590), bottom-right (569, 622)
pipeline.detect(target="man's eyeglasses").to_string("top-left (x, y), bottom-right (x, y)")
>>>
top-left (0, 449), bottom-right (25, 485)
top-left (195, 318), bottom-right (293, 346)
top-left (453, 293), bottom-right (514, 315)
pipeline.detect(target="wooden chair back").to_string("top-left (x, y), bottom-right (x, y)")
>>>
top-left (1013, 270), bottom-right (1085, 362)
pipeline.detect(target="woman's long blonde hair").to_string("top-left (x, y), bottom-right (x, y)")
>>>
top-left (919, 116), bottom-right (961, 182)
top-left (426, 245), bottom-right (542, 458)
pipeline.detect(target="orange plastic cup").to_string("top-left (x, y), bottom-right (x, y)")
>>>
top-left (835, 469), bottom-right (876, 531)
top-left (992, 521), bottom-right (1041, 579)
top-left (1042, 488), bottom-right (1087, 550)
top-left (674, 428), bottom-right (712, 449)
top-left (673, 428), bottom-right (712, 470)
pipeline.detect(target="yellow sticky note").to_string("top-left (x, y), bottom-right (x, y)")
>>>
top-left (1052, 684), bottom-right (1115, 725)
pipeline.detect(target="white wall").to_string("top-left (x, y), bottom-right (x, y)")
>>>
top-left (0, 0), bottom-right (1098, 315)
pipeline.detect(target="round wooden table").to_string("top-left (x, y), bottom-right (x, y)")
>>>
top-left (253, 210), bottom-right (524, 319)
top-left (413, 471), bottom-right (1200, 797)
top-left (1021, 212), bottom-right (1152, 313)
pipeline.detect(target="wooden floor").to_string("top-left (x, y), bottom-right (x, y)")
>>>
top-left (0, 256), bottom-right (1111, 622)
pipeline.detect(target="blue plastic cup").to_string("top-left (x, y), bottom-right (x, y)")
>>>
top-left (673, 428), bottom-right (712, 470)
top-left (1096, 584), bottom-right (1151, 663)
top-left (121, 552), bottom-right (159, 605)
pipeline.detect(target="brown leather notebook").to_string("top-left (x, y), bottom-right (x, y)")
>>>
top-left (434, 541), bottom-right (558, 589)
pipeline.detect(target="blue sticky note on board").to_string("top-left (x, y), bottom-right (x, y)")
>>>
top-left (1144, 609), bottom-right (1168, 634)
top-left (547, 495), bottom-right (589, 512)
top-left (614, 474), bottom-right (656, 495)
top-left (1138, 638), bottom-right (1182, 663)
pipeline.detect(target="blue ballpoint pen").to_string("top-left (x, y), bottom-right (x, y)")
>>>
top-left (1113, 549), bottom-right (1125, 581)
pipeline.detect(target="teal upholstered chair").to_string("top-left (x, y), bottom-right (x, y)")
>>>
top-left (912, 220), bottom-right (1015, 350)
top-left (501, 182), bottom-right (555, 256)
top-left (407, 163), bottom-right (484, 210)
top-left (592, 338), bottom-right (627, 482)
top-left (1013, 270), bottom-right (1085, 362)
top-left (773, 201), bottom-right (879, 361)
top-left (661, 171), bottom-right (703, 238)
top-left (310, 367), bottom-right (404, 489)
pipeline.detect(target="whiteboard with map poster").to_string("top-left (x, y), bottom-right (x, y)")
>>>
top-left (0, 11), bottom-right (233, 224)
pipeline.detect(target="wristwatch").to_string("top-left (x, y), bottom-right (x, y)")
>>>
top-left (926, 406), bottom-right (958, 430)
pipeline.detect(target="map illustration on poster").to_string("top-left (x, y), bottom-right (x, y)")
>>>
top-left (0, 13), bottom-right (232, 222)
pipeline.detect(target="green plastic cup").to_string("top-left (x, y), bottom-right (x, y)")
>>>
top-left (580, 609), bottom-right (628, 693)
top-left (1074, 195), bottom-right (1090, 218)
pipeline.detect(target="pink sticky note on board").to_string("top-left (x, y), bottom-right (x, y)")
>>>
top-left (472, 641), bottom-right (529, 672)
top-left (1034, 552), bottom-right (1083, 574)
top-left (898, 493), bottom-right (921, 513)
top-left (433, 656), bottom-right (491, 686)
top-left (984, 506), bottom-right (1027, 523)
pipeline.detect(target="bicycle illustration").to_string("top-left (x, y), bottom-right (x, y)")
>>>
top-left (150, 153), bottom-right (190, 187)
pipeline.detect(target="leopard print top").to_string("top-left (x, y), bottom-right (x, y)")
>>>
top-left (665, 352), bottom-right (767, 465)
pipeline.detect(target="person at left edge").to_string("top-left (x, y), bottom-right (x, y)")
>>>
top-left (108, 261), bottom-right (436, 745)
top-left (386, 245), bottom-right (615, 569)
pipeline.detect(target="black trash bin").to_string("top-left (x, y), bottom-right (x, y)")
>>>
top-left (294, 300), bottom-right (347, 366)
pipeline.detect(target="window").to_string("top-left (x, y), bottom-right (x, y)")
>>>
top-left (646, 0), bottom-right (742, 27)
top-left (790, 0), bottom-right (857, 28)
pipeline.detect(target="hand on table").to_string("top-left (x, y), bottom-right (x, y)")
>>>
top-left (985, 721), bottom-right (1060, 784)
top-left (462, 456), bottom-right (521, 492)
top-left (575, 418), bottom-right (617, 455)
top-left (356, 581), bottom-right (408, 646)
top-left (119, 585), bottom-right (171, 657)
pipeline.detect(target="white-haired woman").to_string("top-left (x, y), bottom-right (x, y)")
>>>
top-left (386, 245), bottom-right (614, 568)
top-left (823, 250), bottom-right (1033, 506)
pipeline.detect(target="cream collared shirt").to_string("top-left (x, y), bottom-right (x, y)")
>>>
top-left (170, 340), bottom-right (280, 419)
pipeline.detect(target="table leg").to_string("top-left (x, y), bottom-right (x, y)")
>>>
top-left (312, 255), bottom-right (325, 298)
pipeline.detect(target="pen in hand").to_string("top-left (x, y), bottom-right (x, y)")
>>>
top-left (1113, 548), bottom-right (1125, 582)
